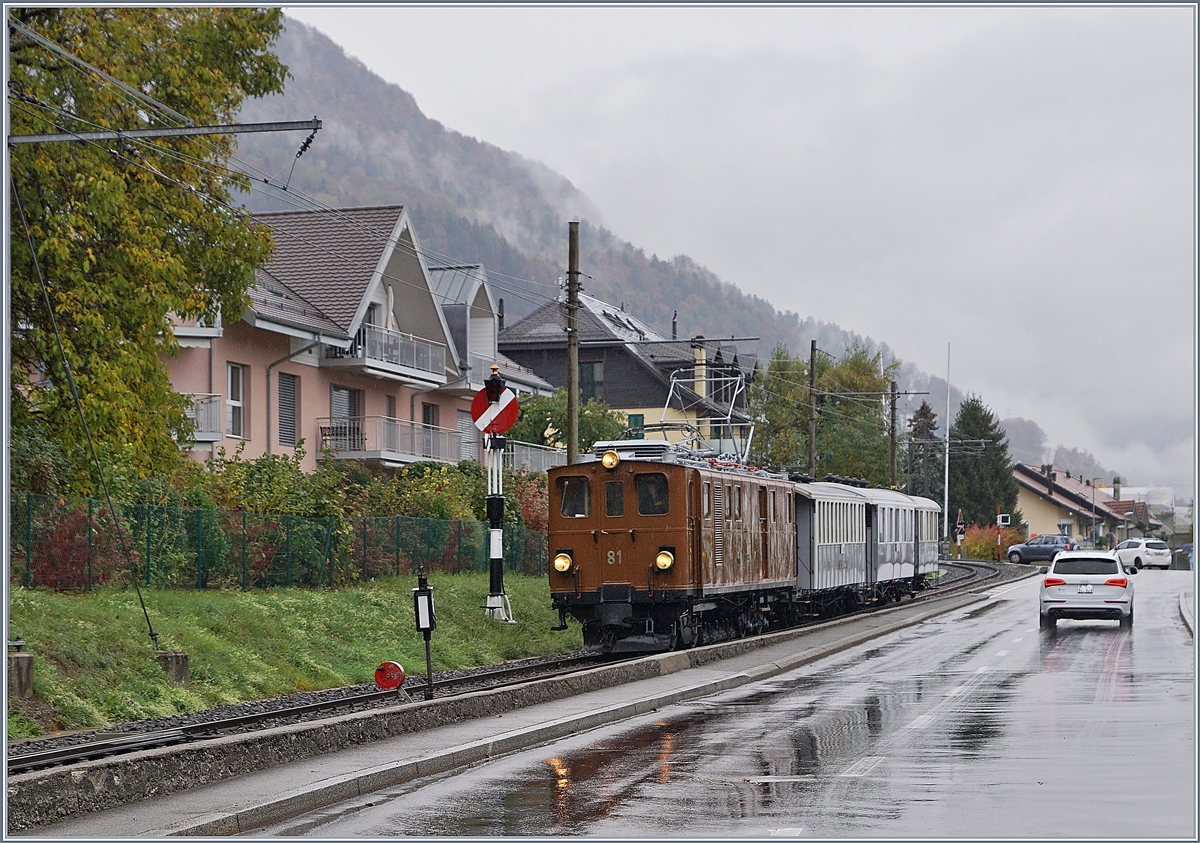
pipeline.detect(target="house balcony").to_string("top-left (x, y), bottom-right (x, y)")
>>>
top-left (466, 354), bottom-right (545, 391)
top-left (323, 324), bottom-right (447, 386)
top-left (317, 416), bottom-right (464, 466)
top-left (504, 440), bottom-right (567, 473)
top-left (184, 394), bottom-right (222, 442)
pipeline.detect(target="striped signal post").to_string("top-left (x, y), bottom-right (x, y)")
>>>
top-left (472, 367), bottom-right (519, 623)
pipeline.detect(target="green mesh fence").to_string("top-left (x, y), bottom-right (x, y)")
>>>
top-left (10, 493), bottom-right (548, 591)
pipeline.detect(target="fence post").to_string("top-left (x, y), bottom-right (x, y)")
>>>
top-left (87, 498), bottom-right (94, 591)
top-left (241, 511), bottom-right (248, 591)
top-left (196, 509), bottom-right (204, 589)
top-left (456, 520), bottom-right (462, 571)
top-left (394, 515), bottom-right (400, 577)
top-left (25, 493), bottom-right (33, 587)
top-left (362, 516), bottom-right (368, 579)
top-left (285, 514), bottom-right (292, 587)
top-left (144, 505), bottom-right (152, 585)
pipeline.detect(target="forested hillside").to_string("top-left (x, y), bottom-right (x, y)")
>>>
top-left (233, 19), bottom-right (933, 399)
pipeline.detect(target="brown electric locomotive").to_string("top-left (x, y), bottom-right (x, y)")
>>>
top-left (548, 439), bottom-right (802, 652)
top-left (548, 438), bottom-right (942, 653)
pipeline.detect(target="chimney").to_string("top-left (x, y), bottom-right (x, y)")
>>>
top-left (693, 336), bottom-right (707, 399)
top-left (672, 310), bottom-right (677, 340)
top-left (1113, 476), bottom-right (1121, 502)
top-left (498, 298), bottom-right (504, 332)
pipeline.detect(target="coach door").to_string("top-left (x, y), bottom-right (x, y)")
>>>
top-left (758, 486), bottom-right (770, 579)
top-left (795, 493), bottom-right (813, 590)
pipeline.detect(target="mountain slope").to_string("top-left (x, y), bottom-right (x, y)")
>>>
top-left (233, 18), bottom-right (962, 417)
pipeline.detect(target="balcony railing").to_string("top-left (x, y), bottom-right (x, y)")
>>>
top-left (184, 394), bottom-right (222, 442)
top-left (317, 416), bottom-right (463, 463)
top-left (504, 441), bottom-right (567, 473)
top-left (325, 324), bottom-right (446, 378)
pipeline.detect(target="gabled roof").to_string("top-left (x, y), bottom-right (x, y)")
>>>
top-left (499, 292), bottom-right (754, 421)
top-left (428, 264), bottom-right (491, 308)
top-left (253, 205), bottom-right (409, 334)
top-left (1013, 462), bottom-right (1126, 522)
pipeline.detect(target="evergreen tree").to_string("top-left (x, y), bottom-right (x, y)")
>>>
top-left (906, 401), bottom-right (942, 501)
top-left (947, 395), bottom-right (1018, 526)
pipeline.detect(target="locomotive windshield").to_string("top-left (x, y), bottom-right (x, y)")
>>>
top-left (637, 473), bottom-right (669, 515)
top-left (558, 476), bottom-right (591, 517)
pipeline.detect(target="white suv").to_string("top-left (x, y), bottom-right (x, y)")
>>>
top-left (1039, 551), bottom-right (1136, 630)
top-left (1114, 538), bottom-right (1172, 570)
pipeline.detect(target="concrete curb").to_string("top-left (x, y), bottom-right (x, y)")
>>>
top-left (148, 591), bottom-right (987, 837)
top-left (1180, 591), bottom-right (1194, 637)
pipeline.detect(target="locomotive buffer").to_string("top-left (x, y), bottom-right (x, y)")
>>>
top-left (472, 366), bottom-right (519, 623)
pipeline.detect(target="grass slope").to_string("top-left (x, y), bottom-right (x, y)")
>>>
top-left (7, 573), bottom-right (581, 739)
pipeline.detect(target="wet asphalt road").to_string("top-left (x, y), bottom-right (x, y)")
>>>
top-left (259, 572), bottom-right (1195, 838)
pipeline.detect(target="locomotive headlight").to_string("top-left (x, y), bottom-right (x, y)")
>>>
top-left (655, 550), bottom-right (675, 571)
top-left (553, 552), bottom-right (573, 573)
top-left (601, 450), bottom-right (620, 470)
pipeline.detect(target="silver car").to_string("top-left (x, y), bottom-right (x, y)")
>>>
top-left (1039, 551), bottom-right (1137, 630)
top-left (1114, 538), bottom-right (1172, 570)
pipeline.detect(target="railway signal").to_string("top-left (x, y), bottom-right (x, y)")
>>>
top-left (473, 367), bottom-right (518, 623)
top-left (412, 572), bottom-right (436, 699)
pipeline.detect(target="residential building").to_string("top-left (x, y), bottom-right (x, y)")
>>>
top-left (499, 293), bottom-right (757, 456)
top-left (168, 205), bottom-right (552, 473)
top-left (1012, 462), bottom-right (1129, 544)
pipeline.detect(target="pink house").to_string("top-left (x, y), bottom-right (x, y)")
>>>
top-left (167, 205), bottom-right (551, 473)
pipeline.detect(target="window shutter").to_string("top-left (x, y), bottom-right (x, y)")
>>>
top-left (457, 410), bottom-right (479, 461)
top-left (278, 373), bottom-right (298, 447)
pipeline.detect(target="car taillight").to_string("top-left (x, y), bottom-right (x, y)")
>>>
top-left (1104, 577), bottom-right (1128, 588)
top-left (1064, 543), bottom-right (1073, 550)
top-left (1043, 577), bottom-right (1066, 587)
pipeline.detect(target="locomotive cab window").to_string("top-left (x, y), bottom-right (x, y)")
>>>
top-left (557, 476), bottom-right (591, 518)
top-left (703, 482), bottom-right (711, 518)
top-left (605, 481), bottom-right (624, 517)
top-left (636, 473), bottom-right (670, 516)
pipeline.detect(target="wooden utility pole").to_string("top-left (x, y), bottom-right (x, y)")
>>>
top-left (808, 340), bottom-right (817, 475)
top-left (888, 380), bottom-right (898, 488)
top-left (565, 221), bottom-right (581, 465)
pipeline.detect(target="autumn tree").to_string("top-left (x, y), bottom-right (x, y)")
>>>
top-left (947, 395), bottom-right (1019, 527)
top-left (506, 389), bottom-right (628, 455)
top-left (8, 8), bottom-right (288, 494)
top-left (747, 344), bottom-right (808, 471)
top-left (748, 341), bottom-right (896, 484)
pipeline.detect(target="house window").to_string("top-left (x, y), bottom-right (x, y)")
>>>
top-left (227, 363), bottom-right (246, 438)
top-left (328, 385), bottom-right (364, 450)
top-left (627, 413), bottom-right (644, 439)
top-left (580, 361), bottom-right (603, 401)
top-left (330, 384), bottom-right (362, 420)
top-left (422, 402), bottom-right (440, 427)
top-left (278, 373), bottom-right (298, 448)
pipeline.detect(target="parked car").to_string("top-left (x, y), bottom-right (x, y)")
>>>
top-left (1114, 538), bottom-right (1172, 570)
top-left (1038, 551), bottom-right (1136, 630)
top-left (1006, 534), bottom-right (1075, 564)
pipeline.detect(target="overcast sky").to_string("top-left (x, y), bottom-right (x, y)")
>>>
top-left (284, 5), bottom-right (1196, 497)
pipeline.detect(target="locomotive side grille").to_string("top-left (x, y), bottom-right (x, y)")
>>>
top-left (713, 483), bottom-right (724, 565)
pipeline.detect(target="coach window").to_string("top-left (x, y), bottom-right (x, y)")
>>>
top-left (769, 490), bottom-right (776, 522)
top-left (558, 476), bottom-right (591, 518)
top-left (637, 473), bottom-right (670, 516)
top-left (605, 481), bottom-right (624, 517)
top-left (703, 482), bottom-right (711, 519)
top-left (735, 486), bottom-right (743, 519)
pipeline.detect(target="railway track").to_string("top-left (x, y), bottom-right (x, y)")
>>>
top-left (6, 652), bottom-right (609, 776)
top-left (7, 560), bottom-right (1018, 777)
